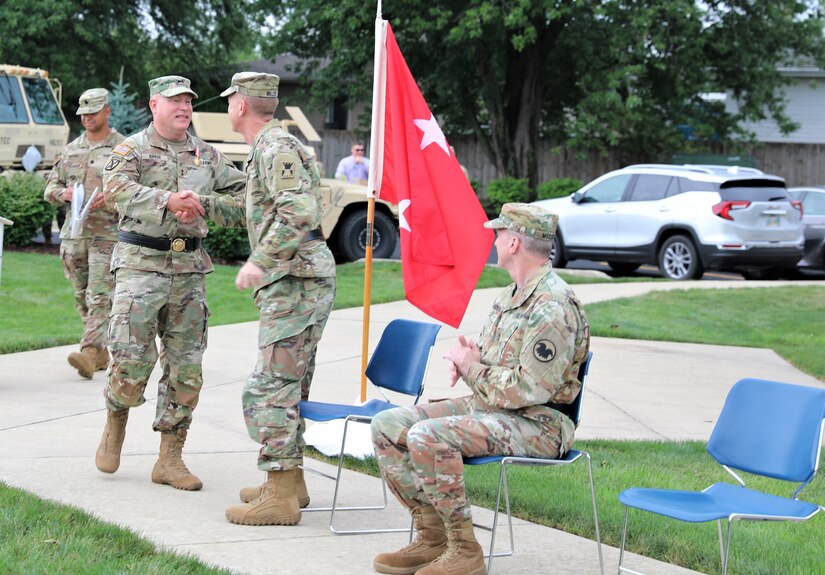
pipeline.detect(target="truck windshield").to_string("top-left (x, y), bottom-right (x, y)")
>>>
top-left (22, 77), bottom-right (64, 125)
top-left (0, 74), bottom-right (29, 124)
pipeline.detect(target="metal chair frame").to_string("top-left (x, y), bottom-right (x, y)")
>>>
top-left (617, 378), bottom-right (825, 575)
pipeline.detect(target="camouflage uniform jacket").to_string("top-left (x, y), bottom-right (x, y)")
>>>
top-left (465, 262), bottom-right (590, 425)
top-left (102, 123), bottom-right (246, 274)
top-left (44, 129), bottom-right (125, 240)
top-left (244, 120), bottom-right (335, 285)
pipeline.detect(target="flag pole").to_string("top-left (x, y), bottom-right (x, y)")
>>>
top-left (362, 7), bottom-right (388, 402)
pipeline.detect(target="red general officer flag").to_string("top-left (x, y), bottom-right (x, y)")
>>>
top-left (378, 23), bottom-right (494, 328)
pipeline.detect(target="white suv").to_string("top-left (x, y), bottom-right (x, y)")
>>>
top-left (532, 164), bottom-right (804, 280)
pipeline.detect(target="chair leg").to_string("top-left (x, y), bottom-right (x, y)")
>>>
top-left (722, 520), bottom-right (733, 575)
top-left (327, 417), bottom-right (413, 535)
top-left (618, 507), bottom-right (629, 575)
top-left (582, 451), bottom-right (605, 575)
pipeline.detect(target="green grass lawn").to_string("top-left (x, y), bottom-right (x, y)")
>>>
top-left (2, 250), bottom-right (824, 573)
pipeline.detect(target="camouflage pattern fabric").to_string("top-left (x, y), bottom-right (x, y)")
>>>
top-left (240, 121), bottom-right (336, 470)
top-left (243, 275), bottom-right (335, 470)
top-left (44, 129), bottom-right (124, 350)
top-left (106, 268), bottom-right (208, 431)
top-left (103, 123), bottom-right (246, 274)
top-left (59, 238), bottom-right (116, 349)
top-left (44, 128), bottom-right (124, 241)
top-left (101, 122), bottom-right (244, 428)
top-left (371, 263), bottom-right (589, 523)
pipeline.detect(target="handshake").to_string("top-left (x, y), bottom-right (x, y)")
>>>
top-left (168, 190), bottom-right (205, 223)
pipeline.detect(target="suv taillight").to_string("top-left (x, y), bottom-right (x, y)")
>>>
top-left (712, 200), bottom-right (750, 220)
top-left (791, 200), bottom-right (804, 216)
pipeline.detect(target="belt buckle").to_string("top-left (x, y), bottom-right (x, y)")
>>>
top-left (170, 238), bottom-right (186, 252)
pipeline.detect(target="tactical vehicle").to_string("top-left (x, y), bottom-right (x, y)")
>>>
top-left (190, 108), bottom-right (399, 262)
top-left (0, 65), bottom-right (70, 173)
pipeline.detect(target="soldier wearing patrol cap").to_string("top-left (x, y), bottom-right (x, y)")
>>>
top-left (44, 88), bottom-right (124, 380)
top-left (95, 75), bottom-right (246, 492)
top-left (370, 203), bottom-right (590, 575)
top-left (219, 71), bottom-right (336, 527)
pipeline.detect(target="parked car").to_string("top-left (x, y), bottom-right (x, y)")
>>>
top-left (788, 186), bottom-right (825, 271)
top-left (532, 164), bottom-right (804, 280)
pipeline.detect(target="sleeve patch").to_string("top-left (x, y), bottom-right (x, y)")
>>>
top-left (112, 143), bottom-right (133, 156)
top-left (104, 157), bottom-right (121, 171)
top-left (533, 340), bottom-right (556, 362)
top-left (280, 160), bottom-right (295, 180)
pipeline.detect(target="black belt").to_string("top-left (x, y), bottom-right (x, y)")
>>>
top-left (305, 229), bottom-right (325, 242)
top-left (119, 231), bottom-right (202, 253)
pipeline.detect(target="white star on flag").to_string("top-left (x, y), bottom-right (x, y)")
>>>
top-left (398, 199), bottom-right (412, 232)
top-left (413, 114), bottom-right (450, 156)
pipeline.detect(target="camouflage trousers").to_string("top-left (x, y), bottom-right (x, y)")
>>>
top-left (243, 275), bottom-right (335, 471)
top-left (371, 395), bottom-right (572, 523)
top-left (59, 238), bottom-right (116, 349)
top-left (105, 268), bottom-right (209, 431)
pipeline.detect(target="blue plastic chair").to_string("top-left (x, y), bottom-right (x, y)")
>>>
top-left (299, 318), bottom-right (441, 534)
top-left (618, 378), bottom-right (825, 575)
top-left (464, 351), bottom-right (604, 575)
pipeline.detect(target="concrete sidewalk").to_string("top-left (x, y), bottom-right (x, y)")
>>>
top-left (1, 278), bottom-right (822, 574)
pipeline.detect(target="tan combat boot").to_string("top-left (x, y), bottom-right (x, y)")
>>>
top-left (415, 517), bottom-right (485, 575)
top-left (225, 469), bottom-right (301, 526)
top-left (95, 409), bottom-right (129, 473)
top-left (95, 347), bottom-right (110, 371)
top-left (373, 506), bottom-right (448, 574)
top-left (239, 467), bottom-right (310, 508)
top-left (151, 429), bottom-right (203, 491)
top-left (68, 346), bottom-right (98, 379)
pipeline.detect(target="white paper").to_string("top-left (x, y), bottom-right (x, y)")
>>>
top-left (70, 183), bottom-right (85, 238)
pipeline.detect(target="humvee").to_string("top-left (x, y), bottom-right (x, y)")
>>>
top-left (190, 108), bottom-right (399, 263)
top-left (0, 65), bottom-right (70, 173)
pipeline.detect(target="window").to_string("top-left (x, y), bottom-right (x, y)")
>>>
top-left (0, 75), bottom-right (29, 124)
top-left (628, 175), bottom-right (672, 201)
top-left (581, 174), bottom-right (631, 203)
top-left (803, 192), bottom-right (825, 216)
top-left (22, 77), bottom-right (64, 125)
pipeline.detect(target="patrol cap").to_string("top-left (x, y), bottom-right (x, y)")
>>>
top-left (148, 75), bottom-right (198, 99)
top-left (76, 88), bottom-right (109, 115)
top-left (220, 72), bottom-right (279, 98)
top-left (484, 203), bottom-right (558, 241)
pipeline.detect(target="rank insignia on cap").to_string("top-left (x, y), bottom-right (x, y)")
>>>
top-left (281, 161), bottom-right (294, 179)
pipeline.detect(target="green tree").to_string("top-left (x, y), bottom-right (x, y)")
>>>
top-left (0, 0), bottom-right (257, 122)
top-left (108, 69), bottom-right (151, 137)
top-left (257, 0), bottom-right (825, 188)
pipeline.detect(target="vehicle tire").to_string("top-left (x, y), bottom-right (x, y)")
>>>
top-left (658, 235), bottom-right (704, 280)
top-left (335, 209), bottom-right (399, 262)
top-left (607, 262), bottom-right (641, 276)
top-left (551, 233), bottom-right (567, 269)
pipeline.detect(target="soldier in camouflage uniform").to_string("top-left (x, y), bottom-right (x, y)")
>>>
top-left (44, 88), bottom-right (125, 379)
top-left (371, 203), bottom-right (590, 575)
top-left (217, 72), bottom-right (336, 527)
top-left (95, 76), bottom-right (246, 492)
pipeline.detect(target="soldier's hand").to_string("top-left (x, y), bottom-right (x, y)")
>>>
top-left (443, 335), bottom-right (480, 384)
top-left (236, 261), bottom-right (265, 290)
top-left (60, 184), bottom-right (74, 202)
top-left (168, 190), bottom-right (205, 221)
top-left (88, 192), bottom-right (106, 211)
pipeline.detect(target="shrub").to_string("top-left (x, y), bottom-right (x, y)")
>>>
top-left (536, 177), bottom-right (583, 200)
top-left (485, 177), bottom-right (531, 214)
top-left (0, 173), bottom-right (55, 247)
top-left (203, 221), bottom-right (250, 262)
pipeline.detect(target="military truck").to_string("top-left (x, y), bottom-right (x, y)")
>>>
top-left (190, 108), bottom-right (399, 263)
top-left (0, 65), bottom-right (70, 173)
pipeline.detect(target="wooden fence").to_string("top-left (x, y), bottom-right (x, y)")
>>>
top-left (316, 130), bottom-right (825, 193)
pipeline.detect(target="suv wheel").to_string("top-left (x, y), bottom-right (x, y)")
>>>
top-left (658, 235), bottom-right (704, 280)
top-left (336, 210), bottom-right (399, 262)
top-left (551, 234), bottom-right (567, 269)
